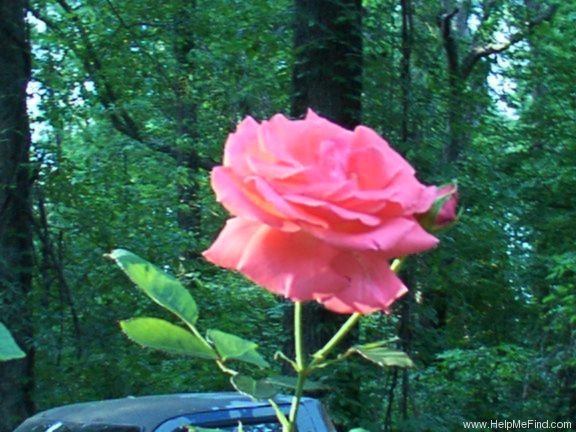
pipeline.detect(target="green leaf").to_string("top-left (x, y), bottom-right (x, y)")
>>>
top-left (207, 329), bottom-right (269, 368)
top-left (231, 374), bottom-right (279, 400)
top-left (0, 322), bottom-right (25, 361)
top-left (351, 346), bottom-right (414, 368)
top-left (264, 375), bottom-right (326, 392)
top-left (108, 249), bottom-right (199, 326)
top-left (120, 317), bottom-right (216, 359)
top-left (353, 338), bottom-right (399, 350)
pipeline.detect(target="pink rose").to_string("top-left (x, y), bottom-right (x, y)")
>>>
top-left (203, 110), bottom-right (439, 314)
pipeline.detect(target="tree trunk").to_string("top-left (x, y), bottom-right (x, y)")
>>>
top-left (0, 0), bottom-right (35, 429)
top-left (438, 5), bottom-right (467, 164)
top-left (289, 0), bottom-right (362, 352)
top-left (288, 0), bottom-right (362, 428)
top-left (291, 0), bottom-right (362, 129)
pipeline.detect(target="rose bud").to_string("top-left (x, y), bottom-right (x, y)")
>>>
top-left (418, 182), bottom-right (458, 232)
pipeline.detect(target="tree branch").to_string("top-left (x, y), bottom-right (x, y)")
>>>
top-left (461, 4), bottom-right (558, 79)
top-left (33, 0), bottom-right (145, 142)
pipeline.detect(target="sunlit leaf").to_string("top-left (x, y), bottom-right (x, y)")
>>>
top-left (207, 329), bottom-right (269, 368)
top-left (120, 317), bottom-right (216, 359)
top-left (108, 249), bottom-right (199, 326)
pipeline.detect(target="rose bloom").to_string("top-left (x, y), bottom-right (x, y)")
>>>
top-left (203, 110), bottom-right (440, 314)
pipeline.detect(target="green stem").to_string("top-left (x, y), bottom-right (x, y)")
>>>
top-left (215, 360), bottom-right (237, 376)
top-left (287, 302), bottom-right (306, 432)
top-left (186, 323), bottom-right (214, 353)
top-left (294, 302), bottom-right (305, 371)
top-left (311, 313), bottom-right (361, 365)
top-left (268, 399), bottom-right (291, 431)
top-left (287, 370), bottom-right (307, 431)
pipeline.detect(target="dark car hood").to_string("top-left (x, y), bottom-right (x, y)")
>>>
top-left (15, 393), bottom-right (294, 432)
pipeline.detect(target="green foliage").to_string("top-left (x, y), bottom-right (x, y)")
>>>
top-left (404, 344), bottom-right (550, 430)
top-left (121, 318), bottom-right (216, 359)
top-left (207, 330), bottom-right (269, 368)
top-left (110, 248), bottom-right (413, 412)
top-left (110, 249), bottom-right (276, 400)
top-left (230, 374), bottom-right (278, 400)
top-left (351, 345), bottom-right (414, 369)
top-left (264, 375), bottom-right (326, 392)
top-left (0, 323), bottom-right (25, 361)
top-left (108, 249), bottom-right (200, 327)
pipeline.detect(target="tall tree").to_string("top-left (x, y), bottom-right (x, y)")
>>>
top-left (0, 0), bottom-right (35, 429)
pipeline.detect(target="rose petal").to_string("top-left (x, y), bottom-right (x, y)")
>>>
top-left (307, 216), bottom-right (439, 257)
top-left (349, 127), bottom-right (437, 213)
top-left (202, 218), bottom-right (348, 301)
top-left (349, 126), bottom-right (415, 189)
top-left (267, 112), bottom-right (353, 166)
top-left (273, 173), bottom-right (356, 199)
top-left (316, 252), bottom-right (408, 314)
top-left (244, 176), bottom-right (337, 230)
top-left (223, 116), bottom-right (261, 175)
top-left (203, 218), bottom-right (414, 315)
top-left (212, 167), bottom-right (293, 229)
top-left (385, 175), bottom-right (438, 214)
top-left (284, 194), bottom-right (382, 227)
top-left (247, 157), bottom-right (307, 182)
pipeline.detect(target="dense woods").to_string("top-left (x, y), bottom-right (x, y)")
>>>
top-left (0, 0), bottom-right (574, 431)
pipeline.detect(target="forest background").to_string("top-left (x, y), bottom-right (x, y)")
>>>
top-left (1, 0), bottom-right (575, 431)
